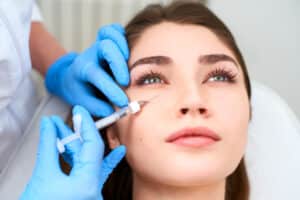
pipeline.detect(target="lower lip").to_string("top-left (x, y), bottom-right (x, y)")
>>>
top-left (171, 136), bottom-right (217, 148)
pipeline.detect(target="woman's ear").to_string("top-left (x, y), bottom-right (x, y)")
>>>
top-left (106, 126), bottom-right (121, 149)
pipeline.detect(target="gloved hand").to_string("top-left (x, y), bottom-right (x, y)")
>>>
top-left (45, 24), bottom-right (130, 117)
top-left (20, 106), bottom-right (125, 200)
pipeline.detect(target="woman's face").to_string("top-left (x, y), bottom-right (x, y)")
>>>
top-left (107, 22), bottom-right (250, 186)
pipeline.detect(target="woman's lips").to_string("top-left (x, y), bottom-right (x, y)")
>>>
top-left (165, 127), bottom-right (221, 148)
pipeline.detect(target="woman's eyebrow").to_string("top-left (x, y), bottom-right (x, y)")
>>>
top-left (129, 56), bottom-right (172, 70)
top-left (129, 54), bottom-right (238, 70)
top-left (199, 54), bottom-right (239, 68)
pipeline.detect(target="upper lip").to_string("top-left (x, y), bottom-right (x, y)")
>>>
top-left (165, 127), bottom-right (221, 143)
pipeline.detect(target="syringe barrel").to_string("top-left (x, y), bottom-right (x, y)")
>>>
top-left (95, 106), bottom-right (129, 129)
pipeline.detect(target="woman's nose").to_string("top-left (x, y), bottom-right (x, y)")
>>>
top-left (175, 84), bottom-right (210, 118)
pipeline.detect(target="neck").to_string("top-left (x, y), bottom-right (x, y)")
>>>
top-left (132, 173), bottom-right (226, 200)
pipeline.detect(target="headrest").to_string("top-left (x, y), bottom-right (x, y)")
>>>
top-left (246, 81), bottom-right (300, 199)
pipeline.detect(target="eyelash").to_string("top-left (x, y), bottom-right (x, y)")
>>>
top-left (205, 68), bottom-right (237, 83)
top-left (133, 67), bottom-right (237, 86)
top-left (134, 70), bottom-right (166, 86)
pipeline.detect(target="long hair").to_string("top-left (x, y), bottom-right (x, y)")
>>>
top-left (103, 1), bottom-right (251, 200)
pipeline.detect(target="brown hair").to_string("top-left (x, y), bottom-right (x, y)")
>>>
top-left (64, 1), bottom-right (251, 199)
top-left (103, 1), bottom-right (251, 200)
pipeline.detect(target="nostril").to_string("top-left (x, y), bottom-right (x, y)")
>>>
top-left (179, 108), bottom-right (207, 115)
top-left (180, 108), bottom-right (189, 114)
top-left (199, 108), bottom-right (206, 114)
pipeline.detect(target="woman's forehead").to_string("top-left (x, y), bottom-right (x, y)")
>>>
top-left (129, 22), bottom-right (237, 65)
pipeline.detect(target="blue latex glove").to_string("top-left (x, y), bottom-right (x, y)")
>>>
top-left (20, 106), bottom-right (126, 200)
top-left (45, 24), bottom-right (130, 117)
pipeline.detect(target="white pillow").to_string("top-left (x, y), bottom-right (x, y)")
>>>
top-left (246, 81), bottom-right (300, 200)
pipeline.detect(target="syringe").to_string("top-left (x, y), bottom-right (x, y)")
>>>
top-left (95, 100), bottom-right (147, 130)
top-left (57, 101), bottom-right (147, 153)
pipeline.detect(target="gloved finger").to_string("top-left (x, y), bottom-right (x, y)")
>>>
top-left (111, 23), bottom-right (125, 34)
top-left (97, 23), bottom-right (129, 60)
top-left (76, 90), bottom-right (115, 117)
top-left (51, 116), bottom-right (82, 166)
top-left (34, 117), bottom-right (61, 176)
top-left (70, 105), bottom-right (104, 177)
top-left (99, 145), bottom-right (126, 189)
top-left (98, 39), bottom-right (130, 86)
top-left (60, 82), bottom-right (114, 117)
top-left (85, 62), bottom-right (128, 108)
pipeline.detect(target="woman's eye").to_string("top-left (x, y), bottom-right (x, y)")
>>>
top-left (135, 71), bottom-right (166, 86)
top-left (143, 76), bottom-right (164, 84)
top-left (206, 68), bottom-right (237, 83)
top-left (208, 75), bottom-right (229, 82)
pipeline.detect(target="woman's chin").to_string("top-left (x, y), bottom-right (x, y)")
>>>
top-left (134, 160), bottom-right (230, 188)
top-left (147, 171), bottom-right (226, 188)
top-left (129, 147), bottom-right (240, 188)
top-left (165, 168), bottom-right (225, 186)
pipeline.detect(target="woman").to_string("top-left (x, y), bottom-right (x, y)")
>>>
top-left (101, 1), bottom-right (251, 200)
top-left (61, 1), bottom-right (251, 199)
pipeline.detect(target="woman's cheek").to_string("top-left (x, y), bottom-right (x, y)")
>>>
top-left (207, 85), bottom-right (249, 140)
top-left (126, 87), bottom-right (161, 102)
top-left (117, 87), bottom-right (163, 145)
top-left (114, 97), bottom-right (154, 145)
top-left (207, 83), bottom-right (249, 113)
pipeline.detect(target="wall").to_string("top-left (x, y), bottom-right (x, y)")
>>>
top-left (208, 0), bottom-right (300, 118)
top-left (36, 0), bottom-right (173, 51)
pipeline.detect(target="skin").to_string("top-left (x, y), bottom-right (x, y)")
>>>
top-left (107, 22), bottom-right (250, 200)
top-left (30, 22), bottom-right (66, 76)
